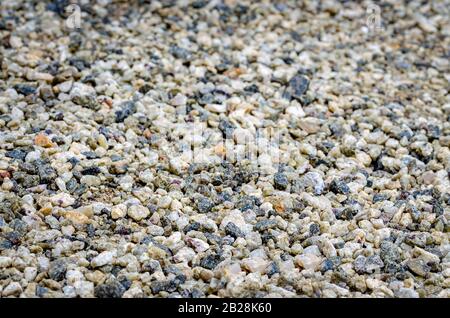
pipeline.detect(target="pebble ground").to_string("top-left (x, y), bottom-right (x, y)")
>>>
top-left (0, 0), bottom-right (449, 298)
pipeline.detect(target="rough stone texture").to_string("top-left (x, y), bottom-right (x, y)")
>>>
top-left (0, 0), bottom-right (448, 299)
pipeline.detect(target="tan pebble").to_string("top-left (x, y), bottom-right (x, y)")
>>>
top-left (242, 258), bottom-right (269, 273)
top-left (26, 70), bottom-right (54, 82)
top-left (354, 275), bottom-right (367, 292)
top-left (356, 152), bottom-right (372, 166)
top-left (73, 205), bottom-right (94, 218)
top-left (224, 67), bottom-right (245, 78)
top-left (214, 143), bottom-right (226, 157)
top-left (34, 134), bottom-right (53, 148)
top-left (101, 98), bottom-right (113, 108)
top-left (206, 104), bottom-right (227, 113)
top-left (147, 245), bottom-right (167, 260)
top-left (143, 128), bottom-right (152, 139)
top-left (97, 134), bottom-right (108, 149)
top-left (294, 254), bottom-right (322, 271)
top-left (298, 117), bottom-right (321, 134)
top-left (421, 171), bottom-right (435, 185)
top-left (273, 200), bottom-right (285, 213)
top-left (39, 203), bottom-right (53, 216)
top-left (199, 269), bottom-right (214, 282)
top-left (85, 270), bottom-right (106, 284)
top-left (64, 211), bottom-right (90, 224)
top-left (111, 204), bottom-right (127, 219)
top-left (366, 278), bottom-right (382, 290)
top-left (42, 279), bottom-right (61, 290)
top-left (0, 170), bottom-right (11, 179)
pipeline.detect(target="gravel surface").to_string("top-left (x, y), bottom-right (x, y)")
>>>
top-left (0, 0), bottom-right (449, 298)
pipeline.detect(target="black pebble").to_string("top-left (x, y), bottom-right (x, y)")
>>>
top-left (309, 223), bottom-right (321, 236)
top-left (286, 74), bottom-right (309, 100)
top-left (48, 259), bottom-right (67, 281)
top-left (254, 219), bottom-right (277, 232)
top-left (5, 149), bottom-right (28, 161)
top-left (266, 262), bottom-right (280, 277)
top-left (86, 224), bottom-right (95, 237)
top-left (197, 197), bottom-right (214, 213)
top-left (273, 172), bottom-right (288, 190)
top-left (94, 280), bottom-right (126, 298)
top-left (115, 101), bottom-right (137, 123)
top-left (225, 222), bottom-right (244, 238)
top-left (373, 193), bottom-right (387, 203)
top-left (81, 166), bottom-right (101, 175)
top-left (184, 222), bottom-right (201, 233)
top-left (169, 45), bottom-right (191, 60)
top-left (36, 285), bottom-right (49, 297)
top-left (432, 202), bottom-right (444, 216)
top-left (244, 84), bottom-right (259, 94)
top-left (329, 179), bottom-right (350, 195)
top-left (200, 254), bottom-right (221, 270)
top-left (68, 157), bottom-right (79, 167)
top-left (218, 119), bottom-right (235, 138)
top-left (14, 84), bottom-right (36, 95)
